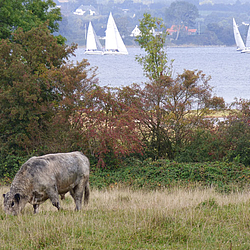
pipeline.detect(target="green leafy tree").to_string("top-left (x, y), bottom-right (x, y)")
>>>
top-left (135, 13), bottom-right (171, 81)
top-left (135, 14), bottom-right (225, 160)
top-left (0, 0), bottom-right (62, 40)
top-left (138, 70), bottom-right (224, 159)
top-left (135, 13), bottom-right (174, 159)
top-left (0, 24), bottom-right (97, 161)
top-left (165, 1), bottom-right (199, 40)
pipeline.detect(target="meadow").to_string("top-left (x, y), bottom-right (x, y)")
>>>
top-left (1, 186), bottom-right (250, 249)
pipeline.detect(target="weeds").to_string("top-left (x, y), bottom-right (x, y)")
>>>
top-left (1, 187), bottom-right (250, 249)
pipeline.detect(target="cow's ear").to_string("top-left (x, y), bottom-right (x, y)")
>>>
top-left (3, 194), bottom-right (5, 198)
top-left (14, 193), bottom-right (21, 203)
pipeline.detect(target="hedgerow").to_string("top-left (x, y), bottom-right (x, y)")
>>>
top-left (90, 158), bottom-right (250, 192)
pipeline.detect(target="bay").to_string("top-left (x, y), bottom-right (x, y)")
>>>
top-left (72, 47), bottom-right (250, 104)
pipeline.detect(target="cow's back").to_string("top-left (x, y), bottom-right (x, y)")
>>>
top-left (28, 152), bottom-right (89, 192)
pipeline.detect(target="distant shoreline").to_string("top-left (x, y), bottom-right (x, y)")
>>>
top-left (76, 45), bottom-right (234, 49)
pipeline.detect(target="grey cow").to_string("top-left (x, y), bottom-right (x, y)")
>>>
top-left (3, 152), bottom-right (90, 215)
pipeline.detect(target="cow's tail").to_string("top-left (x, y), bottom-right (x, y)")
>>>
top-left (84, 176), bottom-right (90, 205)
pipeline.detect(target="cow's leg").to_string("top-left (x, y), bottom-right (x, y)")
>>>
top-left (33, 204), bottom-right (40, 214)
top-left (46, 185), bottom-right (60, 211)
top-left (70, 182), bottom-right (84, 211)
top-left (60, 194), bottom-right (65, 200)
top-left (84, 177), bottom-right (90, 205)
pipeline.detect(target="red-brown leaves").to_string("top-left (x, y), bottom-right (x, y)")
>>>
top-left (136, 69), bottom-right (225, 159)
top-left (74, 86), bottom-right (145, 167)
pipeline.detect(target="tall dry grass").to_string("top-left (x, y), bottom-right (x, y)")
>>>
top-left (1, 186), bottom-right (250, 249)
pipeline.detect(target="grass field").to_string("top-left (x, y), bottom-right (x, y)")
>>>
top-left (1, 186), bottom-right (250, 249)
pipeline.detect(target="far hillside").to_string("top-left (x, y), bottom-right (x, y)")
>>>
top-left (54, 0), bottom-right (250, 46)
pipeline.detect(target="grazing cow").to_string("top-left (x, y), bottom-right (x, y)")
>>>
top-left (3, 152), bottom-right (90, 215)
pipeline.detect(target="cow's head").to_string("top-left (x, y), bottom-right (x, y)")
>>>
top-left (3, 192), bottom-right (22, 215)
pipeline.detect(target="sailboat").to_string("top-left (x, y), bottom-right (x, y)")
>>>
top-left (233, 18), bottom-right (245, 51)
top-left (85, 21), bottom-right (103, 55)
top-left (103, 12), bottom-right (128, 55)
top-left (241, 23), bottom-right (250, 53)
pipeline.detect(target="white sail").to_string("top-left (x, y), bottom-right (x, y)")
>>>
top-left (233, 18), bottom-right (245, 51)
top-left (245, 25), bottom-right (250, 47)
top-left (241, 24), bottom-right (250, 53)
top-left (104, 12), bottom-right (128, 55)
top-left (85, 22), bottom-right (103, 55)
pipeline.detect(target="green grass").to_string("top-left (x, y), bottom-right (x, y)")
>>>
top-left (1, 159), bottom-right (250, 249)
top-left (1, 186), bottom-right (250, 249)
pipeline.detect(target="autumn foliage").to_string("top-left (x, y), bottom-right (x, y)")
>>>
top-left (0, 24), bottom-right (146, 169)
top-left (73, 85), bottom-right (145, 167)
top-left (0, 24), bottom-right (96, 156)
top-left (1, 14), bottom-right (250, 179)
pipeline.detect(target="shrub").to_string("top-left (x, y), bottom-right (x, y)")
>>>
top-left (175, 128), bottom-right (227, 163)
top-left (0, 153), bottom-right (29, 182)
top-left (90, 158), bottom-right (250, 192)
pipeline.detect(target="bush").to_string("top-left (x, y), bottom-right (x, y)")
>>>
top-left (224, 120), bottom-right (250, 166)
top-left (0, 153), bottom-right (29, 182)
top-left (90, 158), bottom-right (250, 192)
top-left (223, 99), bottom-right (250, 166)
top-left (175, 129), bottom-right (227, 163)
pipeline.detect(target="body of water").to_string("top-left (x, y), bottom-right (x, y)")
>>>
top-left (72, 47), bottom-right (250, 104)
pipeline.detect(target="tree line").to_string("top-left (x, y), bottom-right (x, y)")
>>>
top-left (1, 1), bottom-right (250, 180)
top-left (54, 0), bottom-right (249, 46)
